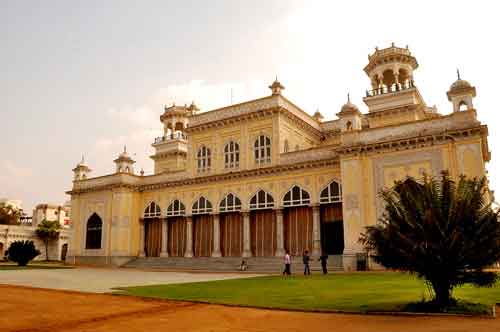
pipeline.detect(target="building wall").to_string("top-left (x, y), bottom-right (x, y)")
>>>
top-left (0, 224), bottom-right (71, 261)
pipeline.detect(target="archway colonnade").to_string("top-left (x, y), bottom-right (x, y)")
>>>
top-left (138, 181), bottom-right (343, 258)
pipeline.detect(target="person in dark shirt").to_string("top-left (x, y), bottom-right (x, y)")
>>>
top-left (302, 250), bottom-right (311, 275)
top-left (318, 252), bottom-right (328, 274)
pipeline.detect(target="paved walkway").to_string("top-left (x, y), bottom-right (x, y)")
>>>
top-left (0, 267), bottom-right (261, 292)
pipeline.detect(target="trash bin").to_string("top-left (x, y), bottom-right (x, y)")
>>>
top-left (356, 253), bottom-right (367, 271)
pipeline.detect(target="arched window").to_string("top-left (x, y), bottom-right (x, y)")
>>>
top-left (249, 190), bottom-right (274, 210)
top-left (167, 199), bottom-right (185, 217)
top-left (283, 185), bottom-right (310, 207)
top-left (254, 135), bottom-right (271, 165)
top-left (219, 193), bottom-right (242, 212)
top-left (85, 213), bottom-right (102, 249)
top-left (197, 145), bottom-right (211, 173)
top-left (346, 121), bottom-right (353, 131)
top-left (459, 101), bottom-right (468, 111)
top-left (224, 141), bottom-right (240, 169)
top-left (320, 181), bottom-right (342, 204)
top-left (192, 196), bottom-right (213, 215)
top-left (144, 201), bottom-right (161, 218)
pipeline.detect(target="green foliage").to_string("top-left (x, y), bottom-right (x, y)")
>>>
top-left (7, 240), bottom-right (40, 266)
top-left (361, 172), bottom-right (500, 308)
top-left (35, 219), bottom-right (61, 260)
top-left (0, 203), bottom-right (21, 225)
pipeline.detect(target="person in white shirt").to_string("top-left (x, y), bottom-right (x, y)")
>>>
top-left (283, 250), bottom-right (291, 276)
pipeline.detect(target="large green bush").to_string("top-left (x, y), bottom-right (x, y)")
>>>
top-left (7, 240), bottom-right (40, 266)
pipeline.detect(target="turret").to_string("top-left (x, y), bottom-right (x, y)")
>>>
top-left (447, 70), bottom-right (476, 112)
top-left (72, 156), bottom-right (91, 181)
top-left (114, 146), bottom-right (135, 174)
top-left (337, 94), bottom-right (362, 132)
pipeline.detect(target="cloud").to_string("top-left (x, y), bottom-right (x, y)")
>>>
top-left (0, 160), bottom-right (33, 179)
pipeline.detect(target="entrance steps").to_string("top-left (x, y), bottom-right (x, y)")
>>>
top-left (123, 255), bottom-right (343, 273)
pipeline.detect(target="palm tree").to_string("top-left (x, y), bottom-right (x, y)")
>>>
top-left (361, 171), bottom-right (500, 308)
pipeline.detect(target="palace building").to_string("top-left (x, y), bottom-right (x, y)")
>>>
top-left (67, 44), bottom-right (491, 270)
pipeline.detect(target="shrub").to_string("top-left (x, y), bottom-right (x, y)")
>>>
top-left (7, 240), bottom-right (40, 266)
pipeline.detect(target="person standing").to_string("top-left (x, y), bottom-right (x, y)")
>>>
top-left (303, 250), bottom-right (311, 275)
top-left (318, 252), bottom-right (328, 274)
top-left (283, 250), bottom-right (291, 276)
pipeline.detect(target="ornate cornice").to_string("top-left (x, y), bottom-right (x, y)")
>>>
top-left (69, 157), bottom-right (340, 195)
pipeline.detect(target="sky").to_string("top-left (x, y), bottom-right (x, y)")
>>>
top-left (1, 0), bottom-right (499, 211)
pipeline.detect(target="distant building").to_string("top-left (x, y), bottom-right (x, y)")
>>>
top-left (32, 203), bottom-right (71, 228)
top-left (0, 200), bottom-right (71, 261)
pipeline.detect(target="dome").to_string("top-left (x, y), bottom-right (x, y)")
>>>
top-left (340, 101), bottom-right (360, 114)
top-left (450, 79), bottom-right (471, 91)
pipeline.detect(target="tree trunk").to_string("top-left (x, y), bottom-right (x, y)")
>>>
top-left (432, 280), bottom-right (452, 308)
top-left (45, 239), bottom-right (49, 261)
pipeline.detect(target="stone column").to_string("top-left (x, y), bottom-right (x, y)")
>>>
top-left (160, 218), bottom-right (169, 257)
top-left (139, 220), bottom-right (146, 257)
top-left (212, 214), bottom-right (222, 257)
top-left (184, 216), bottom-right (193, 257)
top-left (312, 204), bottom-right (321, 256)
top-left (275, 208), bottom-right (285, 257)
top-left (242, 211), bottom-right (252, 257)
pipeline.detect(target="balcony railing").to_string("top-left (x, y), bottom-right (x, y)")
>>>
top-left (366, 80), bottom-right (415, 97)
top-left (154, 132), bottom-right (188, 144)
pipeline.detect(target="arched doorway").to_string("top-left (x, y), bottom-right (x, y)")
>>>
top-left (143, 201), bottom-right (162, 257)
top-left (86, 213), bottom-right (102, 249)
top-left (167, 199), bottom-right (186, 257)
top-left (249, 190), bottom-right (276, 256)
top-left (319, 181), bottom-right (344, 255)
top-left (192, 196), bottom-right (213, 257)
top-left (219, 193), bottom-right (243, 257)
top-left (61, 243), bottom-right (68, 261)
top-left (283, 185), bottom-right (313, 256)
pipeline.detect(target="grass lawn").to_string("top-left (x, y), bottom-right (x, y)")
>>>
top-left (120, 272), bottom-right (500, 314)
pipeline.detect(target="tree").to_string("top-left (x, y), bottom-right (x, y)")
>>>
top-left (35, 219), bottom-right (61, 261)
top-left (361, 172), bottom-right (500, 308)
top-left (0, 202), bottom-right (21, 225)
top-left (7, 240), bottom-right (40, 266)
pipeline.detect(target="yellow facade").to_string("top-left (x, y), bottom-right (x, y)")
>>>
top-left (68, 45), bottom-right (491, 270)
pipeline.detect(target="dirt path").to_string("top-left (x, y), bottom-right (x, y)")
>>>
top-left (1, 285), bottom-right (499, 332)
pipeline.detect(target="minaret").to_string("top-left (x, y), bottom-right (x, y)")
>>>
top-left (447, 70), bottom-right (476, 112)
top-left (363, 43), bottom-right (425, 113)
top-left (152, 103), bottom-right (190, 174)
top-left (72, 155), bottom-right (91, 181)
top-left (114, 146), bottom-right (135, 174)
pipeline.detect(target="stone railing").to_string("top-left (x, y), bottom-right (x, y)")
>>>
top-left (188, 96), bottom-right (278, 127)
top-left (342, 110), bottom-right (479, 146)
top-left (366, 81), bottom-right (415, 97)
top-left (187, 95), bottom-right (320, 131)
top-left (72, 173), bottom-right (142, 191)
top-left (153, 132), bottom-right (187, 144)
top-left (369, 46), bottom-right (411, 59)
top-left (320, 119), bottom-right (342, 132)
top-left (279, 147), bottom-right (337, 165)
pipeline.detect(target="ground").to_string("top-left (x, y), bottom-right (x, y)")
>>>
top-left (0, 267), bottom-right (260, 292)
top-left (1, 285), bottom-right (499, 332)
